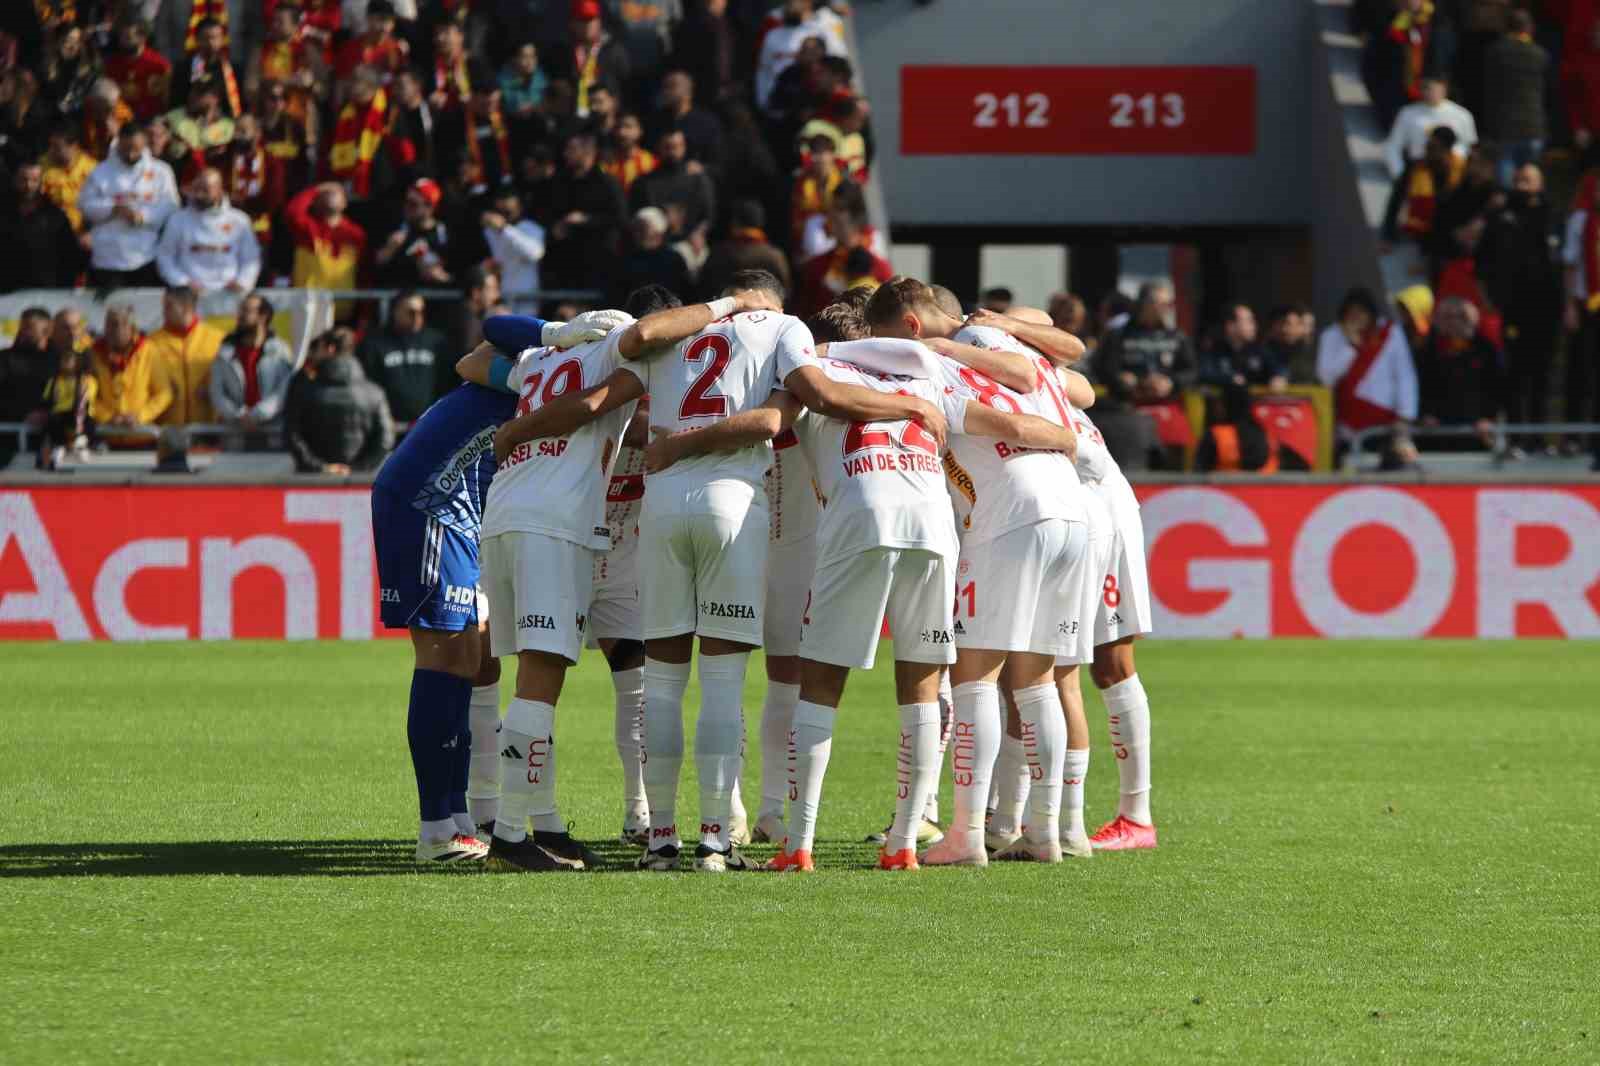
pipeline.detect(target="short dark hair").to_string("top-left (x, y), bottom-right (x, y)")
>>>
top-left (830, 182), bottom-right (868, 226)
top-left (21, 306), bottom-right (51, 323)
top-left (166, 285), bottom-right (198, 309)
top-left (196, 16), bottom-right (223, 33)
top-left (48, 120), bottom-right (79, 144)
top-left (723, 269), bottom-right (786, 303)
top-left (1338, 287), bottom-right (1380, 320)
top-left (865, 276), bottom-right (940, 327)
top-left (981, 286), bottom-right (1012, 304)
top-left (624, 284), bottom-right (682, 318)
top-left (807, 303), bottom-right (868, 343)
top-left (1508, 10), bottom-right (1534, 34)
top-left (729, 199), bottom-right (765, 230)
top-left (118, 120), bottom-right (148, 140)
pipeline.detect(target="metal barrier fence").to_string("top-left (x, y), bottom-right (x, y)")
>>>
top-left (1343, 422), bottom-right (1600, 471)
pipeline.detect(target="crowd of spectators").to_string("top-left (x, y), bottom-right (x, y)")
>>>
top-left (0, 0), bottom-right (889, 470)
top-left (1355, 0), bottom-right (1600, 467)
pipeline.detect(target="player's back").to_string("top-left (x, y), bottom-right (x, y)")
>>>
top-left (631, 310), bottom-right (816, 498)
top-left (937, 325), bottom-right (1085, 543)
top-left (373, 382), bottom-right (516, 535)
top-left (482, 334), bottom-right (636, 548)
top-left (796, 359), bottom-right (957, 565)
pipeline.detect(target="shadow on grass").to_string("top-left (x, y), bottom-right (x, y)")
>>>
top-left (0, 837), bottom-right (888, 878)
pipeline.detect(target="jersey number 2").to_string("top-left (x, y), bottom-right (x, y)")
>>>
top-left (680, 334), bottom-right (731, 418)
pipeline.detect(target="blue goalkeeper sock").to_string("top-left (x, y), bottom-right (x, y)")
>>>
top-left (408, 669), bottom-right (471, 840)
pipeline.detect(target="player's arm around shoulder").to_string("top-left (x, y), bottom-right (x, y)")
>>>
top-left (924, 334), bottom-right (1037, 394)
top-left (782, 361), bottom-right (948, 452)
top-left (491, 366), bottom-right (646, 464)
top-left (455, 341), bottom-right (519, 391)
top-left (643, 390), bottom-right (801, 473)
top-left (616, 289), bottom-right (780, 360)
top-left (965, 306), bottom-right (1087, 366)
top-left (962, 401), bottom-right (1078, 460)
top-left (1059, 367), bottom-right (1096, 409)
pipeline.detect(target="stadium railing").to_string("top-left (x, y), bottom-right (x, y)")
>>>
top-left (1342, 422), bottom-right (1600, 472)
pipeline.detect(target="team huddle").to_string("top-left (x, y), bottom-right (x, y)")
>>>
top-left (369, 269), bottom-right (1158, 872)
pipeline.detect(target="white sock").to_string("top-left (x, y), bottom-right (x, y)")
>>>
top-left (694, 652), bottom-right (748, 850)
top-left (731, 708), bottom-right (747, 822)
top-left (466, 683), bottom-right (501, 827)
top-left (924, 674), bottom-right (953, 824)
top-left (420, 817), bottom-right (456, 843)
top-left (888, 702), bottom-right (940, 852)
top-left (494, 698), bottom-right (555, 842)
top-left (1063, 748), bottom-right (1089, 838)
top-left (611, 666), bottom-right (646, 822)
top-left (1103, 674), bottom-right (1152, 824)
top-left (950, 681), bottom-right (1001, 836)
top-left (786, 700), bottom-right (835, 851)
top-left (758, 681), bottom-right (798, 820)
top-left (642, 658), bottom-right (690, 850)
top-left (1014, 682), bottom-right (1066, 843)
top-left (989, 733), bottom-right (1029, 837)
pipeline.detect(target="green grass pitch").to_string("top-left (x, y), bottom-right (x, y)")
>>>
top-left (1, 639), bottom-right (1596, 1064)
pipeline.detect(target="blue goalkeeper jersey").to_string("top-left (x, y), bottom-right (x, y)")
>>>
top-left (371, 313), bottom-right (550, 536)
top-left (372, 382), bottom-right (518, 536)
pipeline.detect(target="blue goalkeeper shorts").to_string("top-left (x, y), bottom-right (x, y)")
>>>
top-left (372, 488), bottom-right (481, 631)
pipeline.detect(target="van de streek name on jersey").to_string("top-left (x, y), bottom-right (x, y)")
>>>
top-left (841, 451), bottom-right (944, 478)
top-left (700, 600), bottom-right (756, 620)
top-left (500, 436), bottom-right (569, 470)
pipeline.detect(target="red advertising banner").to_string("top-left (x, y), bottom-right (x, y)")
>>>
top-left (1, 485), bottom-right (1597, 641)
top-left (899, 65), bottom-right (1257, 156)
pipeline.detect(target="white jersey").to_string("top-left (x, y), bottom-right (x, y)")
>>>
top-left (481, 332), bottom-right (635, 547)
top-left (794, 360), bottom-right (966, 568)
top-left (595, 443), bottom-right (644, 587)
top-left (766, 428), bottom-right (821, 545)
top-left (935, 326), bottom-right (1085, 544)
top-left (619, 310), bottom-right (817, 497)
top-left (1053, 367), bottom-right (1140, 515)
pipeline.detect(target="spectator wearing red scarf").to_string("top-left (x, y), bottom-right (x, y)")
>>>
top-left (248, 2), bottom-right (327, 145)
top-left (795, 183), bottom-right (890, 317)
top-left (334, 0), bottom-right (409, 83)
top-left (211, 292), bottom-right (296, 431)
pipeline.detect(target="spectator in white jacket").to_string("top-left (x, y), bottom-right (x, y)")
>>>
top-left (755, 0), bottom-right (848, 110)
top-left (156, 168), bottom-right (262, 293)
top-left (479, 186), bottom-right (545, 306)
top-left (1383, 77), bottom-right (1477, 180)
top-left (77, 123), bottom-right (180, 287)
top-left (209, 292), bottom-right (296, 432)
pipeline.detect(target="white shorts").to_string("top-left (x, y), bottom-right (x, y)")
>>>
top-left (954, 519), bottom-right (1089, 656)
top-left (764, 535), bottom-right (817, 657)
top-left (1066, 490), bottom-right (1117, 666)
top-left (1093, 485), bottom-right (1154, 646)
top-left (638, 481), bottom-right (768, 644)
top-left (482, 531), bottom-right (593, 663)
top-left (800, 547), bottom-right (957, 670)
top-left (586, 587), bottom-right (641, 645)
